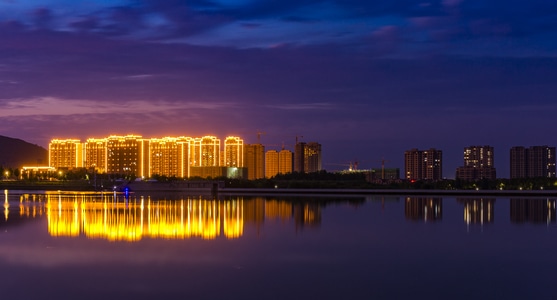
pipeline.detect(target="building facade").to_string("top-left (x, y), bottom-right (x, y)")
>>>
top-left (294, 142), bottom-right (322, 173)
top-left (404, 148), bottom-right (442, 180)
top-left (265, 150), bottom-right (279, 178)
top-left (244, 144), bottom-right (265, 180)
top-left (510, 146), bottom-right (556, 178)
top-left (456, 145), bottom-right (496, 180)
top-left (48, 139), bottom-right (83, 169)
top-left (224, 136), bottom-right (244, 167)
top-left (278, 149), bottom-right (293, 175)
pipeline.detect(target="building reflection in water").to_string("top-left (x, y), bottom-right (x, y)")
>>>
top-left (242, 197), bottom-right (321, 232)
top-left (41, 192), bottom-right (245, 241)
top-left (404, 197), bottom-right (442, 222)
top-left (12, 192), bottom-right (317, 241)
top-left (510, 198), bottom-right (556, 225)
top-left (457, 198), bottom-right (495, 226)
top-left (294, 202), bottom-right (321, 230)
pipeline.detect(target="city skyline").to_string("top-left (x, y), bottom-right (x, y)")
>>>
top-left (1, 1), bottom-right (557, 178)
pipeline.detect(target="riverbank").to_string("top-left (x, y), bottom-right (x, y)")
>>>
top-left (218, 188), bottom-right (557, 197)
top-left (2, 180), bottom-right (556, 197)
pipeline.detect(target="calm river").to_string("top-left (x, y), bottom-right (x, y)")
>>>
top-left (0, 190), bottom-right (556, 299)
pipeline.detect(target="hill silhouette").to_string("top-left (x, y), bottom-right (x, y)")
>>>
top-left (0, 135), bottom-right (48, 168)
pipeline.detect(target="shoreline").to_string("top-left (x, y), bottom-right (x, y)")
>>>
top-left (217, 188), bottom-right (557, 197)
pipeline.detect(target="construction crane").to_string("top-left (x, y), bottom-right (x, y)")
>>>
top-left (256, 130), bottom-right (266, 144)
top-left (263, 142), bottom-right (292, 150)
top-left (379, 158), bottom-right (390, 180)
top-left (295, 135), bottom-right (303, 144)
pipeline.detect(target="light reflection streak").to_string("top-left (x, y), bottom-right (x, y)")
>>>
top-left (35, 193), bottom-right (245, 241)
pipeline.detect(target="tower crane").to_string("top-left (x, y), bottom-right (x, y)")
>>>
top-left (379, 158), bottom-right (390, 180)
top-left (256, 130), bottom-right (266, 144)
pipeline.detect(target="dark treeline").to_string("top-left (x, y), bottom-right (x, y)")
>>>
top-left (3, 167), bottom-right (557, 191)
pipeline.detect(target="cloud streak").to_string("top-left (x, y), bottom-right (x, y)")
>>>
top-left (0, 97), bottom-right (238, 117)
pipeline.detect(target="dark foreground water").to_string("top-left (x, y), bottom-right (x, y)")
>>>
top-left (0, 190), bottom-right (556, 300)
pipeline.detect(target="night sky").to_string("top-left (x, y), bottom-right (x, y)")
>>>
top-left (1, 0), bottom-right (557, 178)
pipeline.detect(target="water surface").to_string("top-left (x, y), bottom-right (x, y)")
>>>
top-left (0, 191), bottom-right (555, 299)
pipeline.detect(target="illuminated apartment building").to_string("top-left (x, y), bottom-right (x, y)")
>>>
top-left (404, 148), bottom-right (442, 180)
top-left (49, 139), bottom-right (83, 169)
top-left (147, 137), bottom-right (191, 178)
top-left (224, 136), bottom-right (244, 167)
top-left (278, 149), bottom-right (293, 174)
top-left (456, 145), bottom-right (496, 180)
top-left (265, 150), bottom-right (279, 178)
top-left (244, 144), bottom-right (265, 179)
top-left (191, 136), bottom-right (220, 167)
top-left (294, 142), bottom-right (322, 173)
top-left (106, 135), bottom-right (142, 175)
top-left (510, 146), bottom-right (556, 178)
top-left (84, 138), bottom-right (108, 173)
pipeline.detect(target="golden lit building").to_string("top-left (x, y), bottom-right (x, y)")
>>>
top-left (84, 138), bottom-right (108, 172)
top-left (224, 136), bottom-right (244, 167)
top-left (191, 136), bottom-right (220, 167)
top-left (278, 149), bottom-right (293, 174)
top-left (48, 139), bottom-right (83, 169)
top-left (244, 144), bottom-right (265, 180)
top-left (146, 137), bottom-right (191, 178)
top-left (265, 150), bottom-right (279, 178)
top-left (106, 135), bottom-right (142, 175)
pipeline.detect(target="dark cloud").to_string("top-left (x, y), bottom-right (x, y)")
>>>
top-left (0, 0), bottom-right (556, 177)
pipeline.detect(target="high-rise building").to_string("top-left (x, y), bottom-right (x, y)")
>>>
top-left (84, 138), bottom-right (108, 173)
top-left (224, 136), bottom-right (244, 167)
top-left (49, 139), bottom-right (83, 169)
top-left (191, 136), bottom-right (220, 167)
top-left (294, 142), bottom-right (322, 173)
top-left (456, 145), bottom-right (496, 180)
top-left (106, 135), bottom-right (142, 175)
top-left (404, 148), bottom-right (442, 180)
top-left (265, 150), bottom-right (279, 178)
top-left (147, 137), bottom-right (191, 178)
top-left (510, 146), bottom-right (528, 179)
top-left (278, 149), bottom-right (293, 174)
top-left (510, 146), bottom-right (556, 178)
top-left (244, 144), bottom-right (265, 180)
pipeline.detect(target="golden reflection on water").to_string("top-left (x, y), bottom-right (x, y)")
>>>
top-left (16, 192), bottom-right (247, 241)
top-left (8, 191), bottom-right (323, 240)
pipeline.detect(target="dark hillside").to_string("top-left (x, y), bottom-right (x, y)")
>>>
top-left (0, 135), bottom-right (48, 167)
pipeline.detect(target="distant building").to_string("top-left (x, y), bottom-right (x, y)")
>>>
top-left (106, 135), bottom-right (142, 175)
top-left (404, 148), bottom-right (442, 180)
top-left (146, 137), bottom-right (191, 178)
top-left (244, 144), bottom-right (265, 180)
top-left (510, 146), bottom-right (556, 178)
top-left (366, 168), bottom-right (400, 181)
top-left (278, 149), bottom-right (293, 174)
top-left (294, 142), bottom-right (322, 173)
top-left (191, 136), bottom-right (220, 167)
top-left (84, 138), bottom-right (108, 173)
top-left (265, 150), bottom-right (279, 178)
top-left (456, 145), bottom-right (496, 180)
top-left (224, 136), bottom-right (244, 167)
top-left (48, 139), bottom-right (83, 169)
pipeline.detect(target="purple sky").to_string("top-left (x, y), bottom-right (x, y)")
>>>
top-left (1, 0), bottom-right (557, 178)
